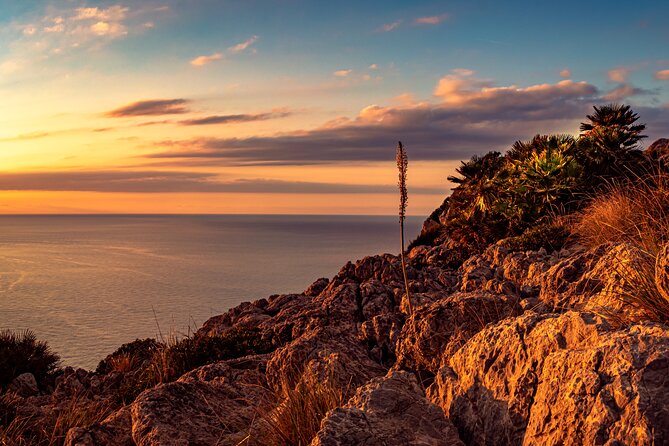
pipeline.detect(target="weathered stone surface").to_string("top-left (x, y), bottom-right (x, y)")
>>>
top-left (428, 311), bottom-right (669, 446)
top-left (130, 356), bottom-right (274, 446)
top-left (539, 243), bottom-right (653, 320)
top-left (266, 326), bottom-right (386, 394)
top-left (7, 372), bottom-right (39, 397)
top-left (524, 323), bottom-right (669, 445)
top-left (305, 277), bottom-right (329, 296)
top-left (311, 371), bottom-right (464, 446)
top-left (396, 292), bottom-right (521, 373)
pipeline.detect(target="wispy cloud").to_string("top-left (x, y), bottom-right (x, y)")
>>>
top-left (4, 3), bottom-right (167, 72)
top-left (228, 35), bottom-right (258, 54)
top-left (190, 35), bottom-right (258, 67)
top-left (378, 20), bottom-right (402, 32)
top-left (106, 99), bottom-right (191, 117)
top-left (190, 52), bottom-right (223, 66)
top-left (608, 67), bottom-right (630, 83)
top-left (602, 83), bottom-right (655, 101)
top-left (178, 109), bottom-right (292, 126)
top-left (415, 14), bottom-right (449, 25)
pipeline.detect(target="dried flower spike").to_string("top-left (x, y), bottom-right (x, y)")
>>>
top-left (397, 141), bottom-right (413, 315)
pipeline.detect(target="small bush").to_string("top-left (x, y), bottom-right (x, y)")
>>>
top-left (499, 222), bottom-right (570, 253)
top-left (0, 330), bottom-right (60, 391)
top-left (96, 338), bottom-right (161, 374)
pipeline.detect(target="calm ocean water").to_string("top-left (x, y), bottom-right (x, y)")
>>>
top-left (0, 215), bottom-right (422, 369)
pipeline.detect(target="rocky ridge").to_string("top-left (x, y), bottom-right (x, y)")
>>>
top-left (7, 233), bottom-right (669, 445)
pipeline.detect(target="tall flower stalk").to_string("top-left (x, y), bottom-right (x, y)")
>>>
top-left (397, 141), bottom-right (413, 315)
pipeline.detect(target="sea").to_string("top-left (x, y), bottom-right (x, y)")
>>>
top-left (0, 215), bottom-right (423, 370)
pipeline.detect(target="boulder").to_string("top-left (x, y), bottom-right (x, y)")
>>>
top-left (65, 406), bottom-right (134, 446)
top-left (7, 372), bottom-right (39, 397)
top-left (311, 370), bottom-right (463, 446)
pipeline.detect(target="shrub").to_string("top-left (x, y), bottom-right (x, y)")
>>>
top-left (499, 222), bottom-right (570, 253)
top-left (0, 330), bottom-right (60, 391)
top-left (96, 338), bottom-right (161, 374)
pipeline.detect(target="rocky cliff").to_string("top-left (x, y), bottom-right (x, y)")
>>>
top-left (13, 236), bottom-right (652, 445)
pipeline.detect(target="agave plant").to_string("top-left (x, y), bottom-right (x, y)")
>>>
top-left (503, 135), bottom-right (581, 226)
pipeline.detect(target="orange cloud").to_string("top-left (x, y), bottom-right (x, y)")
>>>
top-left (190, 53), bottom-right (223, 66)
top-left (608, 67), bottom-right (629, 83)
top-left (415, 14), bottom-right (449, 25)
top-left (656, 69), bottom-right (669, 80)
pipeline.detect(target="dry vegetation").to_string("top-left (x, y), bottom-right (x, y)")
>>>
top-left (575, 173), bottom-right (669, 323)
top-left (257, 369), bottom-right (346, 446)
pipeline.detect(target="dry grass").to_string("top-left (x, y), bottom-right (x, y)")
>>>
top-left (575, 174), bottom-right (669, 254)
top-left (575, 173), bottom-right (669, 323)
top-left (259, 370), bottom-right (346, 446)
top-left (0, 395), bottom-right (112, 446)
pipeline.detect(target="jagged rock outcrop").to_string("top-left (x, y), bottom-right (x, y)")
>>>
top-left (427, 311), bottom-right (669, 446)
top-left (395, 291), bottom-right (521, 373)
top-left (311, 370), bottom-right (463, 446)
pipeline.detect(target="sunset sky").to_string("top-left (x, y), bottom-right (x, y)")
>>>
top-left (1, 0), bottom-right (668, 214)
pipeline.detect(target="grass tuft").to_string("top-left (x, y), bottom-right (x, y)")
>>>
top-left (0, 329), bottom-right (60, 391)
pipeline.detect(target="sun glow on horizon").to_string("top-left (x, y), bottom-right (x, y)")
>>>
top-left (1, 0), bottom-right (668, 214)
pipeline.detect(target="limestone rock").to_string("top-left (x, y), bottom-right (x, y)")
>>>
top-left (130, 356), bottom-right (274, 446)
top-left (645, 138), bottom-right (669, 159)
top-left (7, 372), bottom-right (39, 397)
top-left (311, 371), bottom-right (463, 446)
top-left (428, 311), bottom-right (669, 446)
top-left (395, 292), bottom-right (522, 373)
top-left (266, 326), bottom-right (386, 394)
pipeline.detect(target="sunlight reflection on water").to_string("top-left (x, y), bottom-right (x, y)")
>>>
top-left (0, 215), bottom-right (422, 369)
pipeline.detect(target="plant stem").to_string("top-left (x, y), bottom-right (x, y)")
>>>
top-left (400, 217), bottom-right (413, 316)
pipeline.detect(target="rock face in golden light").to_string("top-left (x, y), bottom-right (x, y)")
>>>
top-left (48, 239), bottom-right (669, 445)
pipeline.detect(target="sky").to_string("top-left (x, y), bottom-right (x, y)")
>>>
top-left (0, 0), bottom-right (668, 214)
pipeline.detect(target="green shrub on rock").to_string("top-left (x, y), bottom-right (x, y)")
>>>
top-left (498, 223), bottom-right (570, 253)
